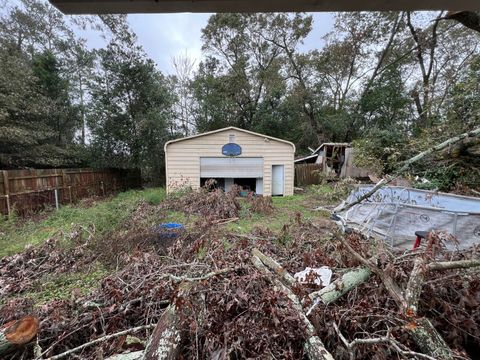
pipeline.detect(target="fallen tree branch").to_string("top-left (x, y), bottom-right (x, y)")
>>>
top-left (335, 126), bottom-right (480, 214)
top-left (142, 266), bottom-right (241, 360)
top-left (427, 259), bottom-right (480, 271)
top-left (0, 316), bottom-right (39, 356)
top-left (336, 235), bottom-right (406, 309)
top-left (306, 267), bottom-right (371, 315)
top-left (251, 254), bottom-right (335, 360)
top-left (44, 324), bottom-right (155, 360)
top-left (332, 322), bottom-right (438, 360)
top-left (251, 248), bottom-right (296, 287)
top-left (336, 234), bottom-right (455, 359)
top-left (160, 267), bottom-right (237, 283)
top-left (404, 318), bottom-right (454, 360)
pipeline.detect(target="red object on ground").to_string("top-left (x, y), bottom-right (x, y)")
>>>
top-left (413, 235), bottom-right (422, 249)
top-left (413, 231), bottom-right (430, 250)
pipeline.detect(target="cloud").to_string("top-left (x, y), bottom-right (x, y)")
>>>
top-left (77, 12), bottom-right (334, 75)
top-left (127, 13), bottom-right (211, 74)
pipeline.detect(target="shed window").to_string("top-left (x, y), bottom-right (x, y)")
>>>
top-left (229, 134), bottom-right (236, 143)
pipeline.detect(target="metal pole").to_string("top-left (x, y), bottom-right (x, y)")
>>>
top-left (54, 189), bottom-right (59, 210)
top-left (5, 194), bottom-right (10, 217)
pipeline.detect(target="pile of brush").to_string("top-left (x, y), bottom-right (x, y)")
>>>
top-left (0, 188), bottom-right (479, 360)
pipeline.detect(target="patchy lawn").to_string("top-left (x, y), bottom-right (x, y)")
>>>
top-left (225, 183), bottom-right (350, 234)
top-left (0, 183), bottom-right (349, 309)
top-left (0, 188), bottom-right (166, 257)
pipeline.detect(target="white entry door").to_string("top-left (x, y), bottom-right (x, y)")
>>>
top-left (272, 165), bottom-right (284, 196)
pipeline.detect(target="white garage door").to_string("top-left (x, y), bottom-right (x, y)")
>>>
top-left (200, 157), bottom-right (263, 178)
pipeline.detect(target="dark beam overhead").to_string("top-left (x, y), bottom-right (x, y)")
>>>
top-left (49, 0), bottom-right (480, 14)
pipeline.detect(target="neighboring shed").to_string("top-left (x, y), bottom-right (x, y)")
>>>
top-left (294, 143), bottom-right (370, 180)
top-left (164, 127), bottom-right (295, 196)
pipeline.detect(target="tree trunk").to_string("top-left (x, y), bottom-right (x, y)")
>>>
top-left (405, 318), bottom-right (453, 360)
top-left (0, 316), bottom-right (39, 356)
top-left (142, 282), bottom-right (192, 360)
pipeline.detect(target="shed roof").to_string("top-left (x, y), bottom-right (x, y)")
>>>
top-left (312, 142), bottom-right (350, 154)
top-left (164, 127), bottom-right (295, 152)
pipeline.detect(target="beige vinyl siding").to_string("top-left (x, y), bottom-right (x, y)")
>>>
top-left (165, 128), bottom-right (295, 196)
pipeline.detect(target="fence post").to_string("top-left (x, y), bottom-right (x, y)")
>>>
top-left (61, 170), bottom-right (68, 203)
top-left (3, 171), bottom-right (10, 216)
top-left (5, 195), bottom-right (10, 217)
top-left (54, 189), bottom-right (59, 210)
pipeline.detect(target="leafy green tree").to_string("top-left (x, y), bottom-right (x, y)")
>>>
top-left (0, 46), bottom-right (82, 167)
top-left (88, 42), bottom-right (176, 184)
top-left (32, 50), bottom-right (80, 146)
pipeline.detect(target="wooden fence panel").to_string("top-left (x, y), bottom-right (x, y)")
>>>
top-left (0, 168), bottom-right (141, 216)
top-left (295, 164), bottom-right (323, 186)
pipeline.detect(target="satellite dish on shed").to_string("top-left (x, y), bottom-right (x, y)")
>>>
top-left (222, 143), bottom-right (242, 156)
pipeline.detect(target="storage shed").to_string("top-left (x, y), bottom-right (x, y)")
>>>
top-left (165, 127), bottom-right (295, 196)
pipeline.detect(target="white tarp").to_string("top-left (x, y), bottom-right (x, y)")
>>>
top-left (336, 185), bottom-right (480, 250)
top-left (294, 267), bottom-right (332, 287)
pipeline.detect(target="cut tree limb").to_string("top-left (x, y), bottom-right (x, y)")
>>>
top-left (427, 259), bottom-right (480, 271)
top-left (307, 267), bottom-right (371, 314)
top-left (251, 254), bottom-right (335, 360)
top-left (0, 316), bottom-right (39, 356)
top-left (405, 257), bottom-right (427, 315)
top-left (251, 248), bottom-right (296, 287)
top-left (142, 282), bottom-right (192, 360)
top-left (404, 318), bottom-right (453, 360)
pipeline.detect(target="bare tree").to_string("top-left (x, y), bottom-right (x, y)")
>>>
top-left (172, 51), bottom-right (196, 136)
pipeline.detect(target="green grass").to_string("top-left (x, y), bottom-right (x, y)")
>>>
top-left (0, 188), bottom-right (166, 257)
top-left (225, 194), bottom-right (319, 233)
top-left (25, 267), bottom-right (108, 305)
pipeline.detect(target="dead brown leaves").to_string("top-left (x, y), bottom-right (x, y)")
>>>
top-left (0, 187), bottom-right (479, 359)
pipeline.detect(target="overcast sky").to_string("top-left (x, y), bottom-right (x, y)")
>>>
top-left (79, 12), bottom-right (334, 74)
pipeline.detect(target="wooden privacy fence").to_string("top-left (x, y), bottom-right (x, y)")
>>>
top-left (0, 168), bottom-right (141, 216)
top-left (295, 164), bottom-right (323, 186)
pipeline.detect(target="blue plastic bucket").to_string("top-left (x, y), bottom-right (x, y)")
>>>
top-left (156, 223), bottom-right (185, 240)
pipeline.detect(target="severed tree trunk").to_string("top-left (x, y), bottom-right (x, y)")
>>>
top-left (0, 316), bottom-right (39, 356)
top-left (142, 282), bottom-right (192, 360)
